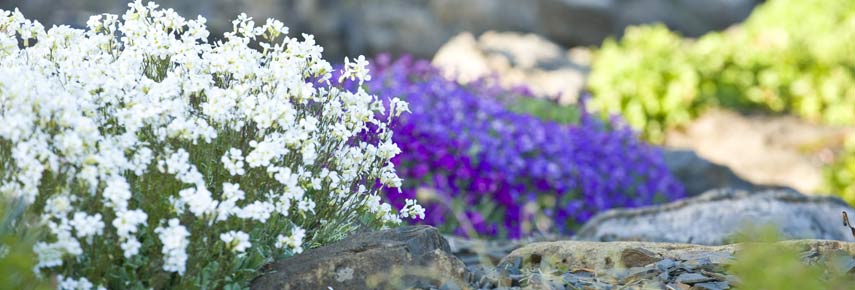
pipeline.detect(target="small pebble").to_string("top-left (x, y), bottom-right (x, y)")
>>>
top-left (622, 267), bottom-right (658, 284)
top-left (690, 281), bottom-right (730, 290)
top-left (439, 281), bottom-right (463, 290)
top-left (676, 273), bottom-right (715, 284)
top-left (656, 259), bottom-right (677, 271)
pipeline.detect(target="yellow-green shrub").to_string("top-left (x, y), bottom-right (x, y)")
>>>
top-left (588, 0), bottom-right (855, 201)
top-left (588, 0), bottom-right (855, 142)
top-left (588, 25), bottom-right (700, 143)
top-left (824, 135), bottom-right (855, 204)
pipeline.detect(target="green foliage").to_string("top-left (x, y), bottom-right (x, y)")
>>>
top-left (588, 24), bottom-right (700, 143)
top-left (506, 97), bottom-right (581, 125)
top-left (588, 0), bottom-right (855, 200)
top-left (588, 0), bottom-right (855, 143)
top-left (824, 135), bottom-right (855, 204)
top-left (0, 198), bottom-right (51, 290)
top-left (728, 225), bottom-right (855, 290)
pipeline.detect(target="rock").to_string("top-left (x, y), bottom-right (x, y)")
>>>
top-left (656, 259), bottom-right (677, 271)
top-left (6, 0), bottom-right (759, 61)
top-left (621, 247), bottom-right (661, 267)
top-left (575, 188), bottom-right (855, 245)
top-left (500, 239), bottom-right (855, 288)
top-left (537, 0), bottom-right (760, 46)
top-left (690, 281), bottom-right (730, 290)
top-left (445, 233), bottom-right (563, 266)
top-left (250, 226), bottom-right (466, 290)
top-left (665, 109), bottom-right (855, 194)
top-left (662, 149), bottom-right (769, 197)
top-left (612, 0), bottom-right (758, 38)
top-left (622, 267), bottom-right (658, 284)
top-left (675, 273), bottom-right (714, 284)
top-left (501, 240), bottom-right (733, 271)
top-left (432, 31), bottom-right (589, 103)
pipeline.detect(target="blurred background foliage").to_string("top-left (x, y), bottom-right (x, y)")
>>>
top-left (585, 0), bottom-right (855, 202)
top-left (588, 0), bottom-right (855, 141)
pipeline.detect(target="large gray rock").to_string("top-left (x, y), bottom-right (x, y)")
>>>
top-left (666, 109), bottom-right (855, 194)
top-left (250, 225), bottom-right (466, 290)
top-left (432, 31), bottom-right (590, 103)
top-left (2, 0), bottom-right (760, 60)
top-left (575, 188), bottom-right (855, 245)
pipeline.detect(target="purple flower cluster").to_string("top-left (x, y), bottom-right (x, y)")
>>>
top-left (364, 55), bottom-right (685, 238)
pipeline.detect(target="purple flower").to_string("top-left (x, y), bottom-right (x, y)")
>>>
top-left (360, 55), bottom-right (685, 238)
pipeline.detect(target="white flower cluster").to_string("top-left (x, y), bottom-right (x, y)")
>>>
top-left (0, 1), bottom-right (418, 287)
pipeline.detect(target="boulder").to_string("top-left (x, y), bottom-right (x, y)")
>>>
top-left (665, 109), bottom-right (855, 194)
top-left (661, 149), bottom-right (767, 197)
top-left (575, 188), bottom-right (855, 245)
top-left (432, 31), bottom-right (590, 103)
top-left (5, 0), bottom-right (760, 60)
top-left (445, 233), bottom-right (564, 266)
top-left (496, 239), bottom-right (855, 289)
top-left (250, 226), bottom-right (466, 290)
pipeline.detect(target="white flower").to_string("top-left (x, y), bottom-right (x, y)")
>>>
top-left (399, 199), bottom-right (425, 220)
top-left (112, 209), bottom-right (147, 238)
top-left (120, 237), bottom-right (142, 258)
top-left (274, 226), bottom-right (305, 254)
top-left (237, 201), bottom-right (274, 223)
top-left (219, 230), bottom-right (251, 253)
top-left (221, 148), bottom-right (245, 176)
top-left (70, 212), bottom-right (105, 239)
top-left (178, 185), bottom-right (218, 218)
top-left (376, 141), bottom-right (401, 160)
top-left (103, 176), bottom-right (132, 211)
top-left (58, 275), bottom-right (94, 290)
top-left (339, 55), bottom-right (372, 85)
top-left (34, 242), bottom-right (64, 270)
top-left (45, 194), bottom-right (74, 218)
top-left (155, 218), bottom-right (190, 275)
top-left (297, 198), bottom-right (316, 214)
top-left (1, 2), bottom-right (410, 284)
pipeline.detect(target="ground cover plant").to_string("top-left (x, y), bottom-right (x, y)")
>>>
top-left (0, 2), bottom-right (422, 289)
top-left (728, 225), bottom-right (855, 290)
top-left (362, 55), bottom-right (684, 238)
top-left (587, 0), bottom-right (855, 201)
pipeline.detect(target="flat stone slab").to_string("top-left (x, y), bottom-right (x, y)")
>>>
top-left (575, 188), bottom-right (855, 245)
top-left (491, 239), bottom-right (855, 289)
top-left (251, 226), bottom-right (466, 290)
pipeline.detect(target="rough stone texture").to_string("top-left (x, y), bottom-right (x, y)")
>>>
top-left (575, 188), bottom-right (855, 245)
top-left (666, 109), bottom-right (855, 194)
top-left (432, 31), bottom-right (590, 103)
top-left (501, 239), bottom-right (855, 272)
top-left (445, 234), bottom-right (565, 266)
top-left (490, 239), bottom-right (855, 289)
top-left (250, 226), bottom-right (466, 290)
top-left (1, 0), bottom-right (760, 60)
top-left (662, 149), bottom-right (768, 197)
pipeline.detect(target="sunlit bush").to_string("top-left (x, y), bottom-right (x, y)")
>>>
top-left (588, 0), bottom-right (855, 142)
top-left (0, 2), bottom-right (420, 288)
top-left (825, 135), bottom-right (855, 205)
top-left (588, 24), bottom-right (700, 143)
